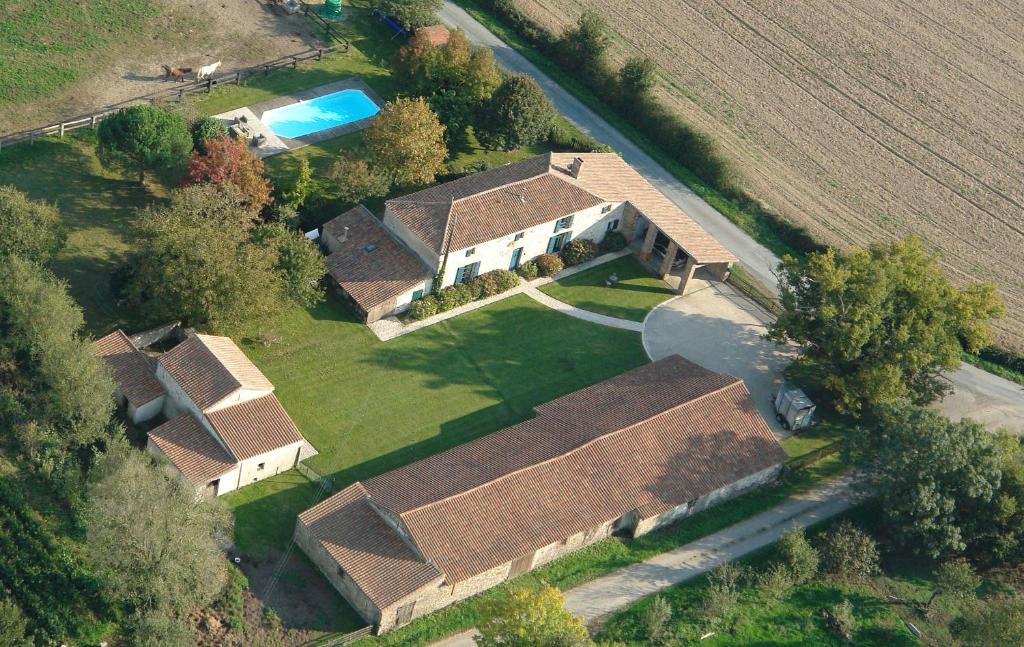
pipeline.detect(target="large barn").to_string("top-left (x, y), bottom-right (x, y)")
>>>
top-left (295, 355), bottom-right (785, 633)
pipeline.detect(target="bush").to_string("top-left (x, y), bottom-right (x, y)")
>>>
top-left (701, 563), bottom-right (745, 624)
top-left (600, 230), bottom-right (627, 252)
top-left (518, 261), bottom-right (539, 280)
top-left (408, 295), bottom-right (439, 320)
top-left (778, 527), bottom-right (819, 584)
top-left (191, 116), bottom-right (228, 154)
top-left (491, 269), bottom-right (521, 292)
top-left (828, 599), bottom-right (856, 640)
top-left (756, 562), bottom-right (793, 601)
top-left (436, 284), bottom-right (475, 311)
top-left (547, 121), bottom-right (613, 153)
top-left (470, 272), bottom-right (501, 298)
top-left (818, 521), bottom-right (880, 580)
top-left (560, 238), bottom-right (598, 266)
top-left (535, 253), bottom-right (564, 277)
top-left (642, 596), bottom-right (672, 644)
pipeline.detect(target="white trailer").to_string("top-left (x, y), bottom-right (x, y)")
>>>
top-left (773, 382), bottom-right (816, 431)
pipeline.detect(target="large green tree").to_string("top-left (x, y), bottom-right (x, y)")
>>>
top-left (379, 0), bottom-right (442, 30)
top-left (397, 28), bottom-right (501, 102)
top-left (0, 598), bottom-right (28, 647)
top-left (327, 152), bottom-right (392, 206)
top-left (0, 186), bottom-right (65, 265)
top-left (85, 438), bottom-right (232, 633)
top-left (558, 10), bottom-right (611, 84)
top-left (475, 585), bottom-right (592, 647)
top-left (364, 97), bottom-right (447, 185)
top-left (767, 236), bottom-right (1004, 413)
top-left (125, 184), bottom-right (324, 335)
top-left (847, 403), bottom-right (1002, 557)
top-left (475, 74), bottom-right (556, 151)
top-left (97, 104), bottom-right (193, 184)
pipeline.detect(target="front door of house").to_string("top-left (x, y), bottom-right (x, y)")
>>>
top-left (509, 247), bottom-right (523, 270)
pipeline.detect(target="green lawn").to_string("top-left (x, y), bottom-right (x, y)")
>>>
top-left (539, 255), bottom-right (676, 322)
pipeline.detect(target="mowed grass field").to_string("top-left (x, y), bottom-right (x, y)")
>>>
top-left (513, 0), bottom-right (1024, 349)
top-left (228, 294), bottom-right (649, 553)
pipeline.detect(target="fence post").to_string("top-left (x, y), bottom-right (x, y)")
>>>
top-left (235, 71), bottom-right (241, 85)
top-left (58, 123), bottom-right (65, 138)
top-left (317, 47), bottom-right (323, 61)
top-left (90, 115), bottom-right (97, 128)
top-left (265, 64), bottom-right (270, 76)
top-left (207, 78), bottom-right (213, 93)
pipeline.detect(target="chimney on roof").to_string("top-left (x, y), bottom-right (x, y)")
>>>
top-left (569, 156), bottom-right (585, 178)
top-left (338, 226), bottom-right (349, 244)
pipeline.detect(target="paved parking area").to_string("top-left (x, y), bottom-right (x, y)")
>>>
top-left (643, 279), bottom-right (797, 434)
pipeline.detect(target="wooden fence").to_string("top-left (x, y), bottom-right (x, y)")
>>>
top-left (302, 625), bottom-right (375, 646)
top-left (0, 44), bottom-right (346, 152)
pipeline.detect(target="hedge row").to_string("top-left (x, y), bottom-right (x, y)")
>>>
top-left (409, 269), bottom-right (521, 320)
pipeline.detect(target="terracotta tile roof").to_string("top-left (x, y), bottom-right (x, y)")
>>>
top-left (549, 153), bottom-right (735, 264)
top-left (386, 153), bottom-right (734, 264)
top-left (323, 205), bottom-right (432, 312)
top-left (414, 24), bottom-right (450, 46)
top-left (148, 415), bottom-right (236, 484)
top-left (206, 394), bottom-right (304, 461)
top-left (304, 356), bottom-right (785, 601)
top-left (93, 330), bottom-right (165, 407)
top-left (158, 334), bottom-right (273, 411)
top-left (299, 483), bottom-right (443, 609)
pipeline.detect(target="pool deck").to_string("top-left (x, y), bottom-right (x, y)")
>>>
top-left (211, 78), bottom-right (384, 158)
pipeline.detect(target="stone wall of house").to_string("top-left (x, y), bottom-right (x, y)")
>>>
top-left (633, 463), bottom-right (783, 536)
top-left (233, 442), bottom-right (303, 490)
top-left (383, 209), bottom-right (442, 271)
top-left (128, 395), bottom-right (165, 424)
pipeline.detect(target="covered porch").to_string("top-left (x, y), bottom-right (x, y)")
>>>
top-left (627, 212), bottom-right (733, 295)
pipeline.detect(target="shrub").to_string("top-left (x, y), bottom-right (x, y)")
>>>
top-left (470, 272), bottom-right (501, 298)
top-left (642, 596), bottom-right (672, 644)
top-left (535, 253), bottom-right (564, 277)
top-left (818, 521), bottom-right (880, 580)
top-left (518, 261), bottom-right (539, 280)
top-left (828, 599), bottom-right (856, 640)
top-left (560, 238), bottom-right (598, 266)
top-left (191, 116), bottom-right (228, 154)
top-left (547, 122), bottom-right (612, 153)
top-left (491, 269), bottom-right (520, 292)
top-left (408, 296), bottom-right (439, 320)
top-left (436, 284), bottom-right (474, 311)
top-left (778, 527), bottom-right (819, 584)
top-left (756, 562), bottom-right (793, 601)
top-left (600, 230), bottom-right (627, 252)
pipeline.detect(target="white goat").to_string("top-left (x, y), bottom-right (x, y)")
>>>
top-left (196, 61), bottom-right (222, 80)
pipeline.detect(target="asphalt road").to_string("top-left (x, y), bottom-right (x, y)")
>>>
top-left (439, 1), bottom-right (1024, 434)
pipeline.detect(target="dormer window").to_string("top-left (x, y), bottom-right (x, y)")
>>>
top-left (514, 232), bottom-right (525, 241)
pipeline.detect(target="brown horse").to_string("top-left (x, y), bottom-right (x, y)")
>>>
top-left (161, 65), bottom-right (193, 81)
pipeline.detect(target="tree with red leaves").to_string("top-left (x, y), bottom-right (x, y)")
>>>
top-left (182, 137), bottom-right (272, 215)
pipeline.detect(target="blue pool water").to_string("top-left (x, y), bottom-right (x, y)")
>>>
top-left (261, 89), bottom-right (380, 138)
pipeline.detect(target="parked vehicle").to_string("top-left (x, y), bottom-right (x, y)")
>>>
top-left (773, 382), bottom-right (815, 430)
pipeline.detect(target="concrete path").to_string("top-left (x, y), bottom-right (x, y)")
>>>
top-left (523, 287), bottom-right (644, 332)
top-left (431, 476), bottom-right (858, 647)
top-left (439, 1), bottom-right (1024, 435)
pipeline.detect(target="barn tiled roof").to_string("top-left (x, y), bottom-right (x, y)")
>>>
top-left (302, 356), bottom-right (784, 602)
top-left (206, 394), bottom-right (304, 460)
top-left (158, 334), bottom-right (274, 411)
top-left (386, 153), bottom-right (735, 263)
top-left (148, 415), bottom-right (236, 484)
top-left (414, 24), bottom-right (451, 46)
top-left (323, 205), bottom-right (432, 313)
top-left (93, 330), bottom-right (165, 407)
top-left (298, 483), bottom-right (443, 609)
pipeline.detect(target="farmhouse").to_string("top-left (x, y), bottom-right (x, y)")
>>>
top-left (94, 328), bottom-right (317, 498)
top-left (320, 152), bottom-right (736, 322)
top-left (295, 355), bottom-right (786, 633)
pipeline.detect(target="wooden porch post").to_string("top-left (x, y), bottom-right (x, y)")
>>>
top-left (638, 225), bottom-right (658, 261)
top-left (657, 241), bottom-right (679, 277)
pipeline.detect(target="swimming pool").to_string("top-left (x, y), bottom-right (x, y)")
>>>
top-left (261, 89), bottom-right (380, 139)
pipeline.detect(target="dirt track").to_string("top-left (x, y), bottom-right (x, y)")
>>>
top-left (0, 0), bottom-right (318, 132)
top-left (517, 0), bottom-right (1024, 348)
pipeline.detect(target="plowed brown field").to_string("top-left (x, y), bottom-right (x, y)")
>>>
top-left (516, 0), bottom-right (1024, 348)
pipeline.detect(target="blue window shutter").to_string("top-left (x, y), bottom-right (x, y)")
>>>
top-left (472, 262), bottom-right (481, 279)
top-left (455, 266), bottom-right (465, 284)
top-left (553, 221), bottom-right (560, 233)
top-left (566, 215), bottom-right (574, 228)
top-left (547, 236), bottom-right (557, 253)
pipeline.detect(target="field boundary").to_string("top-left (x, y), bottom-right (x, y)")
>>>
top-left (0, 45), bottom-right (346, 150)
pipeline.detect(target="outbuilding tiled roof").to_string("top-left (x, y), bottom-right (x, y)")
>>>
top-left (93, 330), bottom-right (165, 407)
top-left (148, 415), bottom-right (236, 484)
top-left (206, 394), bottom-right (304, 460)
top-left (298, 484), bottom-right (443, 609)
top-left (302, 356), bottom-right (784, 603)
top-left (323, 205), bottom-right (432, 313)
top-left (385, 153), bottom-right (734, 263)
top-left (158, 334), bottom-right (274, 411)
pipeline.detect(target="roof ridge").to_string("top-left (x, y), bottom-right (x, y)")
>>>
top-left (396, 376), bottom-right (745, 519)
top-left (448, 171), bottom-right (552, 204)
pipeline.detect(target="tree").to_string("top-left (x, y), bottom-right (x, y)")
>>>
top-left (397, 28), bottom-right (500, 102)
top-left (956, 596), bottom-right (1024, 646)
top-left (817, 521), bottom-right (880, 580)
top-left (97, 104), bottom-right (193, 183)
top-left (617, 56), bottom-right (658, 99)
top-left (767, 236), bottom-right (1005, 413)
top-left (0, 186), bottom-right (65, 264)
top-left (379, 0), bottom-right (442, 30)
top-left (778, 527), bottom-right (819, 584)
top-left (558, 10), bottom-right (611, 84)
top-left (183, 137), bottom-right (273, 215)
top-left (190, 116), bottom-right (229, 154)
top-left (252, 222), bottom-right (327, 308)
top-left (927, 559), bottom-right (980, 609)
top-left (85, 438), bottom-right (232, 618)
top-left (364, 97), bottom-right (447, 185)
top-left (125, 184), bottom-right (317, 335)
top-left (0, 598), bottom-right (29, 647)
top-left (475, 585), bottom-right (592, 647)
top-left (970, 433), bottom-right (1024, 562)
top-left (282, 157), bottom-right (315, 209)
top-left (327, 153), bottom-right (392, 205)
top-left (475, 74), bottom-right (556, 151)
top-left (0, 256), bottom-right (116, 456)
top-left (847, 403), bottom-right (1002, 557)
